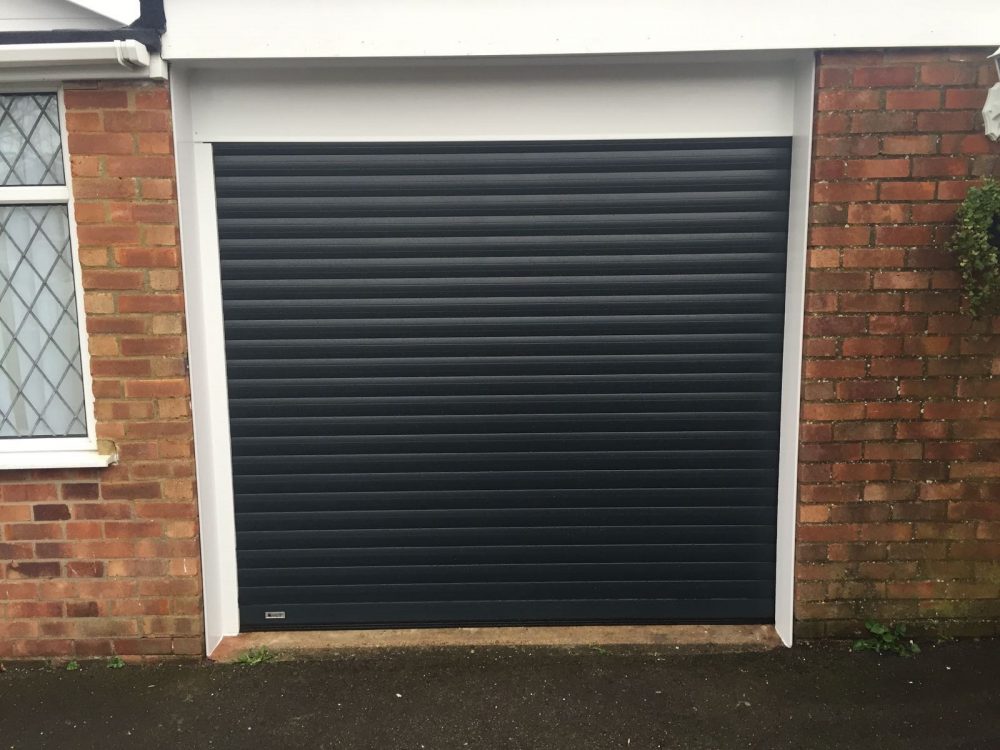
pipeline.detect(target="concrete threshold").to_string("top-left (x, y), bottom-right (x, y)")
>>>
top-left (210, 624), bottom-right (781, 661)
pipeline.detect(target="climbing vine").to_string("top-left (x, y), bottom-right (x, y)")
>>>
top-left (948, 178), bottom-right (1000, 317)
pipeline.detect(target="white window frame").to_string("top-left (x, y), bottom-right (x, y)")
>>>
top-left (0, 86), bottom-right (112, 470)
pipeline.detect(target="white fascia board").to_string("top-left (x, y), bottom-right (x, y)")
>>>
top-left (0, 41), bottom-right (167, 82)
top-left (161, 0), bottom-right (1000, 60)
top-left (64, 0), bottom-right (141, 25)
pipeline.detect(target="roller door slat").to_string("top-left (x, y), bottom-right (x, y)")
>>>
top-left (237, 543), bottom-right (777, 568)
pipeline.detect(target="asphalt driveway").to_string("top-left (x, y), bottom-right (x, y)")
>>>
top-left (1, 640), bottom-right (998, 749)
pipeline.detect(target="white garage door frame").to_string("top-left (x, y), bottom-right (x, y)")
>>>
top-left (170, 52), bottom-right (815, 655)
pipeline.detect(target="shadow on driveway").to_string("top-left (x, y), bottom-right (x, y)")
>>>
top-left (1, 640), bottom-right (998, 749)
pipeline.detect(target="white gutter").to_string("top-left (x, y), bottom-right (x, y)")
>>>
top-left (0, 40), bottom-right (166, 82)
top-left (0, 40), bottom-right (147, 68)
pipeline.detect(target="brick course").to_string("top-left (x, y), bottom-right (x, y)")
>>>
top-left (0, 81), bottom-right (202, 659)
top-left (799, 49), bottom-right (1000, 637)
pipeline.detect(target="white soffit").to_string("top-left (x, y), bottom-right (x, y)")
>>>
top-left (65, 0), bottom-right (141, 25)
top-left (1, 0), bottom-right (120, 31)
top-left (186, 56), bottom-right (799, 142)
top-left (162, 0), bottom-right (1000, 60)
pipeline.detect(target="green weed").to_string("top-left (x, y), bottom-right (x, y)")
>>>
top-left (853, 620), bottom-right (920, 657)
top-left (236, 646), bottom-right (275, 666)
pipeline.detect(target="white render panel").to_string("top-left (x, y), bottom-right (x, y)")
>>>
top-left (187, 57), bottom-right (798, 143)
top-left (161, 0), bottom-right (998, 60)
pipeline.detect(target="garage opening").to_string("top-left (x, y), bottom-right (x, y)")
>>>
top-left (214, 137), bottom-right (791, 629)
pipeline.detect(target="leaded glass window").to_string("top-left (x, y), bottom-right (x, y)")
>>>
top-left (0, 93), bottom-right (88, 440)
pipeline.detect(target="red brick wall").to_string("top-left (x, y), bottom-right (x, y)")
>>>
top-left (798, 49), bottom-right (1000, 637)
top-left (4, 55), bottom-right (1000, 657)
top-left (0, 81), bottom-right (202, 659)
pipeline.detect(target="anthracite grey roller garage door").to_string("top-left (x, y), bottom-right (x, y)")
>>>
top-left (214, 138), bottom-right (791, 630)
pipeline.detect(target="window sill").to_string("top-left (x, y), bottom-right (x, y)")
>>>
top-left (0, 446), bottom-right (118, 471)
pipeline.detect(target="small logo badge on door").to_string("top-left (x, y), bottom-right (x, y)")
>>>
top-left (264, 611), bottom-right (286, 620)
